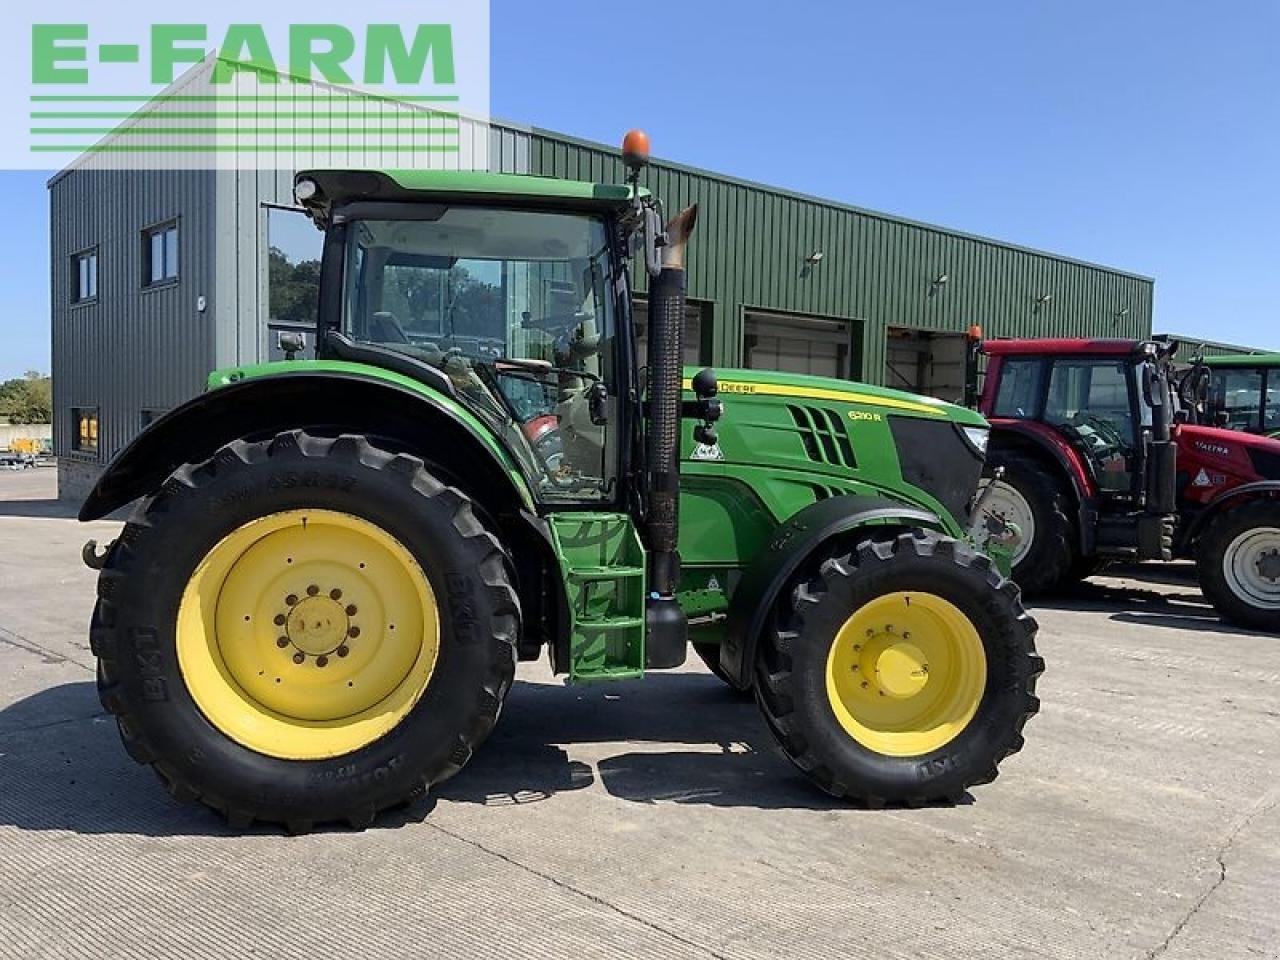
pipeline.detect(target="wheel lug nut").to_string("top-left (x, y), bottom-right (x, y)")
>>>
top-left (330, 588), bottom-right (343, 600)
top-left (273, 613), bottom-right (287, 626)
top-left (276, 637), bottom-right (289, 648)
top-left (337, 645), bottom-right (350, 658)
top-left (348, 626), bottom-right (360, 639)
top-left (860, 681), bottom-right (869, 689)
top-left (315, 655), bottom-right (329, 668)
top-left (346, 605), bottom-right (357, 616)
top-left (286, 594), bottom-right (299, 606)
top-left (292, 652), bottom-right (305, 664)
top-left (306, 584), bottom-right (319, 596)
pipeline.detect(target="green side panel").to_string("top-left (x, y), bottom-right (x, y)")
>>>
top-left (547, 513), bottom-right (647, 683)
top-left (676, 374), bottom-right (965, 575)
top-left (1200, 353), bottom-right (1280, 368)
top-left (206, 359), bottom-right (536, 511)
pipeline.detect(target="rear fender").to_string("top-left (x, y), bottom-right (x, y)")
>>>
top-left (718, 495), bottom-right (943, 690)
top-left (79, 370), bottom-right (534, 521)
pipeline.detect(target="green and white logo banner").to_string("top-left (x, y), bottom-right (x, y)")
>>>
top-left (8, 0), bottom-right (489, 170)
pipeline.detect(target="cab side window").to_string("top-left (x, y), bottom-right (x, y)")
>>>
top-left (992, 359), bottom-right (1044, 418)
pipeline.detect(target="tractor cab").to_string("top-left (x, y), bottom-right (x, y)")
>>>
top-left (972, 338), bottom-right (1178, 585)
top-left (1175, 352), bottom-right (1280, 437)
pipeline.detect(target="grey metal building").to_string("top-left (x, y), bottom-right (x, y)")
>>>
top-left (50, 61), bottom-right (1158, 501)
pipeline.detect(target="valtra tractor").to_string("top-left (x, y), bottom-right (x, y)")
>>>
top-left (79, 132), bottom-right (1041, 829)
top-left (967, 336), bottom-right (1280, 631)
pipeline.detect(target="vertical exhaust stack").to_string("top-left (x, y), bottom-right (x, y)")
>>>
top-left (644, 204), bottom-right (698, 668)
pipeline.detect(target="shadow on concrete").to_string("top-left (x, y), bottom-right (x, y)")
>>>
top-left (0, 498), bottom-right (81, 519)
top-left (1108, 611), bottom-right (1263, 637)
top-left (0, 681), bottom-right (429, 836)
top-left (436, 673), bottom-right (969, 812)
top-left (2, 673), bottom-right (970, 834)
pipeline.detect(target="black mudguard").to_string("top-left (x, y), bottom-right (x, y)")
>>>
top-left (718, 494), bottom-right (943, 690)
top-left (78, 371), bottom-right (525, 522)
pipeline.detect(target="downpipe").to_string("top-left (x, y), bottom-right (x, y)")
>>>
top-left (644, 204), bottom-right (698, 669)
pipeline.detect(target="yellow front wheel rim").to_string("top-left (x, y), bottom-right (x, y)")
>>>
top-left (176, 509), bottom-right (440, 760)
top-left (825, 591), bottom-right (987, 757)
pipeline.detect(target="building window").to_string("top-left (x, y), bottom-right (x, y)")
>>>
top-left (140, 408), bottom-right (166, 429)
top-left (71, 249), bottom-right (98, 303)
top-left (71, 407), bottom-right (99, 455)
top-left (143, 221), bottom-right (179, 287)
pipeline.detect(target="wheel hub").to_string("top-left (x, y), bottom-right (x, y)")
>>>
top-left (285, 592), bottom-right (352, 657)
top-left (861, 635), bottom-right (930, 699)
top-left (1256, 548), bottom-right (1280, 583)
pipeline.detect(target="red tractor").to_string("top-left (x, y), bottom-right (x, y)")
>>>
top-left (967, 336), bottom-right (1280, 631)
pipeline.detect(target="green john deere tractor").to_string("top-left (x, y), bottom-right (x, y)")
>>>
top-left (80, 132), bottom-right (1042, 829)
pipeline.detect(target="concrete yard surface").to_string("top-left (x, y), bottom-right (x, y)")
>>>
top-left (1, 468), bottom-right (1277, 959)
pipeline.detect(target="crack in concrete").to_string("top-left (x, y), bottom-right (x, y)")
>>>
top-left (1146, 791), bottom-right (1280, 959)
top-left (426, 820), bottom-right (732, 959)
top-left (0, 710), bottom-right (108, 739)
top-left (0, 624), bottom-right (93, 672)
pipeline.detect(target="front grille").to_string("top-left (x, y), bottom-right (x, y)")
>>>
top-left (787, 405), bottom-right (857, 468)
top-left (888, 416), bottom-right (985, 523)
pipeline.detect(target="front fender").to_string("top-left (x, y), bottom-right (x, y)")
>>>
top-left (79, 369), bottom-right (534, 521)
top-left (718, 494), bottom-right (943, 690)
top-left (1182, 480), bottom-right (1280, 548)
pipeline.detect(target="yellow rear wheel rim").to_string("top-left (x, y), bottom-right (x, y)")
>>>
top-left (825, 591), bottom-right (986, 757)
top-left (176, 509), bottom-right (440, 760)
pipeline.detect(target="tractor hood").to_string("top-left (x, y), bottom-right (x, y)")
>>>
top-left (685, 367), bottom-right (987, 427)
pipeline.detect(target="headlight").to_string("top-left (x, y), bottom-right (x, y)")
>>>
top-left (961, 426), bottom-right (990, 455)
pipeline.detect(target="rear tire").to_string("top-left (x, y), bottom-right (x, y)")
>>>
top-left (754, 531), bottom-right (1042, 805)
top-left (1196, 500), bottom-right (1280, 632)
top-left (692, 641), bottom-right (750, 695)
top-left (979, 450), bottom-right (1079, 595)
top-left (91, 430), bottom-right (520, 830)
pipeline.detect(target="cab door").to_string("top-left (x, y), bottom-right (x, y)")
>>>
top-left (1042, 359), bottom-right (1140, 497)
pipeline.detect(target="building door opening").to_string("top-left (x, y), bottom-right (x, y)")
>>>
top-left (633, 297), bottom-right (708, 367)
top-left (743, 310), bottom-right (857, 379)
top-left (885, 327), bottom-right (968, 402)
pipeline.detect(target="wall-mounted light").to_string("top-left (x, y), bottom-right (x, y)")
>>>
top-left (1116, 305), bottom-right (1130, 318)
top-left (1035, 293), bottom-right (1053, 305)
top-left (933, 273), bottom-right (950, 286)
top-left (805, 251), bottom-right (825, 265)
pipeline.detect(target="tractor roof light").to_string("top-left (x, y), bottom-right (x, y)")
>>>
top-left (621, 129), bottom-right (651, 180)
top-left (294, 178), bottom-right (320, 203)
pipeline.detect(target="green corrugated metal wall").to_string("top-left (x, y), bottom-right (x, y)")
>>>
top-left (525, 129), bottom-right (1154, 385)
top-left (1157, 333), bottom-right (1265, 359)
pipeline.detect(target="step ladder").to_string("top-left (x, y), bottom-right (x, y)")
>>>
top-left (547, 513), bottom-right (647, 682)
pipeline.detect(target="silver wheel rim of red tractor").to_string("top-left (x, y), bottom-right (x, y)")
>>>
top-left (972, 479), bottom-right (1036, 567)
top-left (1223, 526), bottom-right (1280, 609)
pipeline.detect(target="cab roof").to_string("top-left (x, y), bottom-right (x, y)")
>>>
top-left (295, 169), bottom-right (640, 219)
top-left (981, 337), bottom-right (1145, 358)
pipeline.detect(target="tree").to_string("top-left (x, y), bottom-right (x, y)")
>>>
top-left (268, 247), bottom-right (322, 324)
top-left (0, 371), bottom-right (52, 424)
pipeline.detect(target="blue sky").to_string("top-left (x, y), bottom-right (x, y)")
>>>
top-left (1, 0), bottom-right (1277, 379)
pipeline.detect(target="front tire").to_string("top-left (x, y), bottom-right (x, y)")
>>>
top-left (754, 531), bottom-right (1042, 805)
top-left (1196, 500), bottom-right (1280, 632)
top-left (91, 430), bottom-right (520, 830)
top-left (976, 450), bottom-right (1079, 595)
